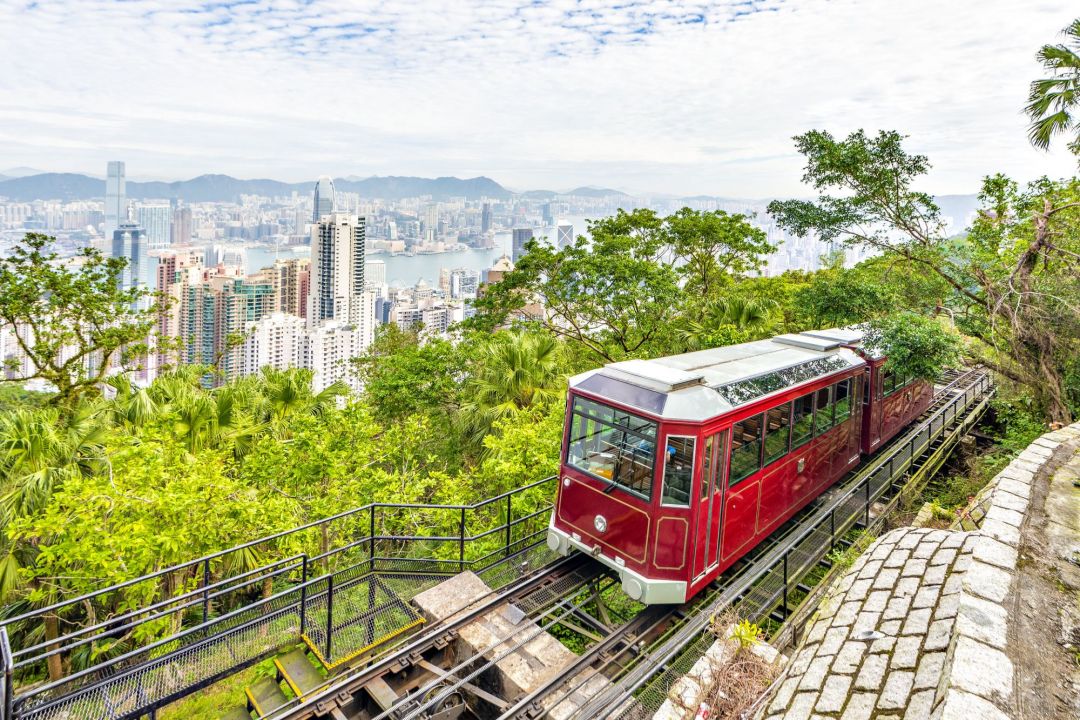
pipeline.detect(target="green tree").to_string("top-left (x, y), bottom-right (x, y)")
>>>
top-left (666, 207), bottom-right (774, 296)
top-left (0, 233), bottom-right (161, 409)
top-left (676, 297), bottom-right (776, 351)
top-left (354, 324), bottom-right (466, 423)
top-left (1026, 18), bottom-right (1080, 155)
top-left (461, 331), bottom-right (564, 447)
top-left (768, 130), bottom-right (1080, 423)
top-left (469, 209), bottom-right (683, 362)
top-left (862, 313), bottom-right (961, 382)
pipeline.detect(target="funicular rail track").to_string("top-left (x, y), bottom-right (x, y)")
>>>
top-left (0, 369), bottom-right (992, 720)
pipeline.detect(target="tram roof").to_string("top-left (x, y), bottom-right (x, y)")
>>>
top-left (570, 331), bottom-right (866, 421)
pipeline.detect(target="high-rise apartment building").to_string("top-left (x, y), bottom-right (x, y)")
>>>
top-left (171, 206), bottom-right (193, 246)
top-left (137, 203), bottom-right (172, 251)
top-left (512, 228), bottom-right (534, 264)
top-left (271, 257), bottom-right (310, 319)
top-left (312, 175), bottom-right (336, 222)
top-left (481, 202), bottom-right (493, 234)
top-left (239, 312), bottom-right (306, 378)
top-left (364, 259), bottom-right (387, 291)
top-left (557, 223), bottom-right (574, 249)
top-left (104, 161), bottom-right (126, 241)
top-left (309, 213), bottom-right (367, 325)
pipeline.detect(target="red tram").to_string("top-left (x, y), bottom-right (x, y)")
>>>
top-left (546, 328), bottom-right (931, 604)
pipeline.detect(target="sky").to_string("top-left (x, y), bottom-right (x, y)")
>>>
top-left (0, 0), bottom-right (1077, 197)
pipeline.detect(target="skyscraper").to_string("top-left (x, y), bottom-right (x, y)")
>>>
top-left (542, 202), bottom-right (555, 226)
top-left (309, 213), bottom-right (367, 325)
top-left (171, 206), bottom-right (192, 246)
top-left (112, 218), bottom-right (150, 299)
top-left (137, 203), bottom-right (172, 251)
top-left (312, 175), bottom-right (336, 223)
top-left (558, 223), bottom-right (574, 249)
top-left (512, 228), bottom-right (534, 264)
top-left (481, 202), bottom-right (493, 234)
top-left (104, 161), bottom-right (126, 241)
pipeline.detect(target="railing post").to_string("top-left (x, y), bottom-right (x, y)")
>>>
top-left (782, 552), bottom-right (788, 619)
top-left (325, 573), bottom-right (334, 662)
top-left (505, 494), bottom-right (513, 558)
top-left (459, 507), bottom-right (467, 572)
top-left (299, 555), bottom-right (308, 638)
top-left (202, 558), bottom-right (211, 624)
top-left (864, 478), bottom-right (871, 528)
top-left (829, 508), bottom-right (835, 549)
top-left (369, 505), bottom-right (376, 573)
top-left (1, 627), bottom-right (13, 720)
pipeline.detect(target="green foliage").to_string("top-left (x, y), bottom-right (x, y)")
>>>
top-left (730, 619), bottom-right (762, 650)
top-left (862, 312), bottom-right (962, 382)
top-left (0, 233), bottom-right (162, 409)
top-left (1026, 18), bottom-right (1080, 155)
top-left (770, 129), bottom-right (1080, 423)
top-left (468, 207), bottom-right (775, 362)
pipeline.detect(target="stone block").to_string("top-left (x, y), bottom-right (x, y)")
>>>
top-left (929, 547), bottom-right (957, 566)
top-left (911, 583), bottom-right (941, 610)
top-left (786, 692), bottom-right (818, 720)
top-left (922, 563), bottom-right (948, 585)
top-left (983, 505), bottom-right (1023, 528)
top-left (912, 542), bottom-right (938, 560)
top-left (819, 626), bottom-right (848, 657)
top-left (994, 477), bottom-right (1031, 499)
top-left (956, 594), bottom-right (1008, 649)
top-left (906, 689), bottom-right (935, 719)
top-left (854, 653), bottom-right (888, 690)
top-left (853, 610), bottom-right (881, 633)
top-left (901, 607), bottom-right (932, 636)
top-left (913, 651), bottom-right (945, 690)
top-left (847, 578), bottom-right (873, 602)
top-left (878, 619), bottom-right (902, 637)
top-left (877, 670), bottom-right (914, 710)
top-left (799, 655), bottom-right (832, 691)
top-left (832, 641), bottom-right (867, 675)
top-left (937, 689), bottom-right (1010, 720)
top-left (978, 518), bottom-right (1021, 547)
top-left (870, 634), bottom-right (897, 654)
top-left (872, 568), bottom-right (900, 590)
top-left (882, 549), bottom-right (911, 568)
top-left (934, 592), bottom-right (959, 620)
top-left (901, 558), bottom-right (928, 577)
top-left (890, 636), bottom-right (921, 669)
top-left (768, 676), bottom-right (799, 713)
top-left (833, 600), bottom-right (861, 628)
top-left (857, 559), bottom-right (884, 580)
top-left (840, 693), bottom-right (877, 720)
top-left (864, 590), bottom-right (891, 613)
top-left (815, 674), bottom-right (852, 713)
top-left (894, 576), bottom-right (920, 598)
top-left (949, 637), bottom-right (1012, 701)
top-left (961, 560), bottom-right (1012, 603)
top-left (883, 594), bottom-right (913, 620)
top-left (924, 618), bottom-right (954, 651)
top-left (941, 533), bottom-right (966, 550)
top-left (898, 532), bottom-right (922, 550)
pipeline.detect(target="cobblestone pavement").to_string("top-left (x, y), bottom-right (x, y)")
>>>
top-left (755, 423), bottom-right (1080, 720)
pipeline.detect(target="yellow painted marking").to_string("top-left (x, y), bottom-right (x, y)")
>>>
top-left (301, 617), bottom-right (426, 670)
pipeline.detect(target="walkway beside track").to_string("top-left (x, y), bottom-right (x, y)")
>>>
top-left (756, 422), bottom-right (1080, 720)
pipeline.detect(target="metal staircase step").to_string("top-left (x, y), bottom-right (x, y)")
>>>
top-left (275, 648), bottom-right (324, 699)
top-left (246, 676), bottom-right (289, 718)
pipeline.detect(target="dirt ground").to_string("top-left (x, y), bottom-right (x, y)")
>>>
top-left (1009, 439), bottom-right (1080, 719)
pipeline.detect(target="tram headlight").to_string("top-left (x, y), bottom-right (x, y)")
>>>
top-left (594, 514), bottom-right (608, 533)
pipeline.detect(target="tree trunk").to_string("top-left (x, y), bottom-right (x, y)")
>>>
top-left (44, 613), bottom-right (63, 682)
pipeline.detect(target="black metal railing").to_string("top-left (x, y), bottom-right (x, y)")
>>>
top-left (0, 476), bottom-right (557, 720)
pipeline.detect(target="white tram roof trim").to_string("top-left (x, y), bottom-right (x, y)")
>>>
top-left (571, 335), bottom-right (865, 421)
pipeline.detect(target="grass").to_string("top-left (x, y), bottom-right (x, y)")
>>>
top-left (157, 660), bottom-right (269, 720)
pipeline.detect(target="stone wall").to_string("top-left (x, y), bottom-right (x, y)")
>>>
top-left (755, 422), bottom-right (1080, 719)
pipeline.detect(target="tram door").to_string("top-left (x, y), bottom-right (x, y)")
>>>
top-left (692, 430), bottom-right (727, 581)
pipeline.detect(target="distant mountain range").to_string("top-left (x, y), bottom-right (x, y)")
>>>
top-left (0, 172), bottom-right (640, 204)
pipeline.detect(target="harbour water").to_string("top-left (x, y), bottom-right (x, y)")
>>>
top-left (244, 217), bottom-right (596, 287)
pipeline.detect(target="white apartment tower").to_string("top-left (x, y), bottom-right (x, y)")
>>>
top-left (309, 212), bottom-right (367, 326)
top-left (104, 161), bottom-right (126, 241)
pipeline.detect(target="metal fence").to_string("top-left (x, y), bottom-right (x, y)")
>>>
top-left (0, 477), bottom-right (557, 720)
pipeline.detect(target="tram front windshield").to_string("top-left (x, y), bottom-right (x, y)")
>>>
top-left (566, 396), bottom-right (658, 499)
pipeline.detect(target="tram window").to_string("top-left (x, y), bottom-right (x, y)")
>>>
top-left (791, 393), bottom-right (814, 449)
top-left (834, 379), bottom-right (852, 424)
top-left (662, 437), bottom-right (696, 506)
top-left (882, 371), bottom-right (898, 396)
top-left (566, 397), bottom-right (658, 499)
top-left (701, 435), bottom-right (714, 501)
top-left (763, 403), bottom-right (792, 467)
top-left (729, 414), bottom-right (764, 485)
top-left (814, 386), bottom-right (833, 435)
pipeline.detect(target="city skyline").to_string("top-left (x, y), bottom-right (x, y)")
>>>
top-left (2, 1), bottom-right (1078, 198)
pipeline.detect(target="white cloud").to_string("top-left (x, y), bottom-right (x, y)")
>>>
top-left (0, 0), bottom-right (1076, 195)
